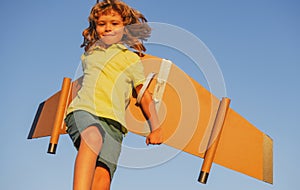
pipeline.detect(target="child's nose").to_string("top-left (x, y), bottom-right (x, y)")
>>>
top-left (105, 24), bottom-right (112, 31)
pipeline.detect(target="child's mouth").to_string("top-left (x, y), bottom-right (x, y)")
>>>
top-left (103, 33), bottom-right (115, 36)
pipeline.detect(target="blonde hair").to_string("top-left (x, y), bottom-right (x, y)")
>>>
top-left (81, 0), bottom-right (151, 52)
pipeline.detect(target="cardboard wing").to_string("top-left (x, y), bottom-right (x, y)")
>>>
top-left (28, 54), bottom-right (273, 184)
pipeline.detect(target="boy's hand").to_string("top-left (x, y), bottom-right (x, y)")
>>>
top-left (146, 128), bottom-right (163, 145)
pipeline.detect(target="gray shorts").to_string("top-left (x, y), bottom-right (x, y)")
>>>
top-left (64, 110), bottom-right (124, 179)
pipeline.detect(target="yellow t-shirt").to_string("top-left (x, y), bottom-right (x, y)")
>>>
top-left (67, 43), bottom-right (145, 132)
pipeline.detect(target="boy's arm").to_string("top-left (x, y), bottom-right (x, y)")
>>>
top-left (135, 84), bottom-right (163, 145)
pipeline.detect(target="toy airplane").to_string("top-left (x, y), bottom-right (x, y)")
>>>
top-left (27, 54), bottom-right (273, 185)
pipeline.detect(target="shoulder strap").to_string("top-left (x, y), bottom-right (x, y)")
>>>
top-left (136, 72), bottom-right (156, 105)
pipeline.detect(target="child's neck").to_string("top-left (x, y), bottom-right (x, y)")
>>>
top-left (97, 41), bottom-right (122, 49)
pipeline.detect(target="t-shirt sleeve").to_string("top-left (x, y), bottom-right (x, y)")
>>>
top-left (126, 52), bottom-right (145, 87)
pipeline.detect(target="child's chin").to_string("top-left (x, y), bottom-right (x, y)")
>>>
top-left (102, 41), bottom-right (116, 47)
top-left (101, 37), bottom-right (121, 46)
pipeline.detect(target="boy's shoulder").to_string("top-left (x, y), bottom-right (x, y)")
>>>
top-left (122, 48), bottom-right (141, 62)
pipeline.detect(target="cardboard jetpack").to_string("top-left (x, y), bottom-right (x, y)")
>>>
top-left (27, 54), bottom-right (273, 185)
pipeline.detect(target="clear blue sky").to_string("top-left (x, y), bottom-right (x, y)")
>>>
top-left (1, 0), bottom-right (299, 189)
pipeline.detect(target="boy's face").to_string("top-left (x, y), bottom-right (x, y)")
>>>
top-left (96, 11), bottom-right (124, 46)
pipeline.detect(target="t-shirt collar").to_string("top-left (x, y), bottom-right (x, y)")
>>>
top-left (93, 41), bottom-right (127, 50)
top-left (112, 43), bottom-right (127, 50)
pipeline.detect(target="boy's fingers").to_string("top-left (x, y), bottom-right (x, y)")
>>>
top-left (146, 133), bottom-right (163, 145)
top-left (146, 136), bottom-right (155, 145)
top-left (147, 139), bottom-right (162, 145)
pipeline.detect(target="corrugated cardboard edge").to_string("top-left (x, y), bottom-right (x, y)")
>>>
top-left (263, 134), bottom-right (273, 184)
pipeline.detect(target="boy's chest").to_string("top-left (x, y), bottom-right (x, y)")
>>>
top-left (83, 50), bottom-right (129, 74)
